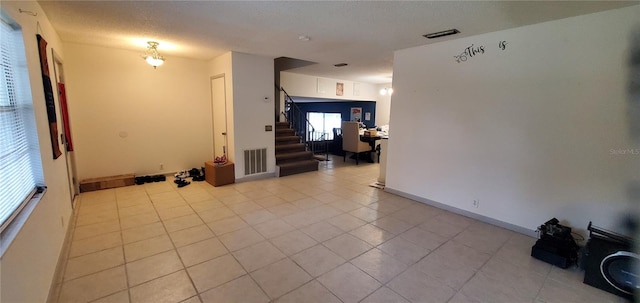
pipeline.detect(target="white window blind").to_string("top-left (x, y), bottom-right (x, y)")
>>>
top-left (0, 17), bottom-right (44, 233)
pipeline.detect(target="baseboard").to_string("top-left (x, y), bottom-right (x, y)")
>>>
top-left (385, 187), bottom-right (538, 238)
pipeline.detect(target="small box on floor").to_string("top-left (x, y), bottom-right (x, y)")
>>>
top-left (204, 161), bottom-right (235, 187)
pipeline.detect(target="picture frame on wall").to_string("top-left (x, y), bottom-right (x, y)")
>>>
top-left (336, 82), bottom-right (344, 96)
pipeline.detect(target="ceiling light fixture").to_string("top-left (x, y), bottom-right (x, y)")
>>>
top-left (423, 29), bottom-right (460, 39)
top-left (142, 41), bottom-right (165, 69)
top-left (379, 88), bottom-right (393, 96)
top-left (298, 35), bottom-right (311, 42)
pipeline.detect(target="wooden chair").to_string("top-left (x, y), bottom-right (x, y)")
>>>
top-left (341, 121), bottom-right (370, 165)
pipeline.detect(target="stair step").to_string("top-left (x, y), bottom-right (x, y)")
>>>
top-left (276, 122), bottom-right (290, 129)
top-left (275, 143), bottom-right (306, 153)
top-left (276, 136), bottom-right (301, 144)
top-left (276, 151), bottom-right (313, 164)
top-left (275, 129), bottom-right (295, 137)
top-left (279, 160), bottom-right (319, 177)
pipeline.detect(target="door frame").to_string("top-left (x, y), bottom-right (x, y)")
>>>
top-left (210, 74), bottom-right (228, 158)
top-left (51, 49), bottom-right (79, 203)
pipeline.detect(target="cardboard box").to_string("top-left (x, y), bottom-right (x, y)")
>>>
top-left (364, 129), bottom-right (377, 137)
top-left (205, 161), bottom-right (235, 187)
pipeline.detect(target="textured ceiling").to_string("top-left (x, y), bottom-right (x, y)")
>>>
top-left (33, 1), bottom-right (637, 83)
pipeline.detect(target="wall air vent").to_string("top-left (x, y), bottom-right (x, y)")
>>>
top-left (423, 29), bottom-right (460, 39)
top-left (334, 63), bottom-right (348, 67)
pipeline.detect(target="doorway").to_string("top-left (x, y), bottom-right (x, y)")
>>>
top-left (52, 50), bottom-right (79, 203)
top-left (210, 75), bottom-right (228, 158)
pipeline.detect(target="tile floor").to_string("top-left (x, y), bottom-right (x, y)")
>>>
top-left (49, 157), bottom-right (627, 303)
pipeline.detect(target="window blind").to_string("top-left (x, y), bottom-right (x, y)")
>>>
top-left (0, 18), bottom-right (44, 233)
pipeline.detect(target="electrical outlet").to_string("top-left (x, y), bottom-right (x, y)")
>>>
top-left (160, 163), bottom-right (164, 170)
top-left (473, 199), bottom-right (480, 208)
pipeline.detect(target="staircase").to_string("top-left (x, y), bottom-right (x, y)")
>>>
top-left (275, 122), bottom-right (319, 177)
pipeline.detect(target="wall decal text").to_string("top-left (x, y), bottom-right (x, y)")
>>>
top-left (454, 41), bottom-right (508, 63)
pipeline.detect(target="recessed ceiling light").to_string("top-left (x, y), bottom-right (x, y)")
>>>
top-left (298, 35), bottom-right (311, 41)
top-left (423, 29), bottom-right (460, 39)
top-left (334, 63), bottom-right (348, 67)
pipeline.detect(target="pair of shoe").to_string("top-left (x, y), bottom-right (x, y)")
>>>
top-left (175, 171), bottom-right (190, 179)
top-left (174, 178), bottom-right (190, 188)
top-left (135, 175), bottom-right (166, 185)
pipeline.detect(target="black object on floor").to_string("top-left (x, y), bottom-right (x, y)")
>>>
top-left (583, 222), bottom-right (636, 300)
top-left (530, 218), bottom-right (578, 268)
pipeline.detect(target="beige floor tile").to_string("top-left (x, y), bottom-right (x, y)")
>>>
top-left (120, 213), bottom-right (161, 230)
top-left (196, 206), bottom-right (236, 223)
top-left (317, 263), bottom-right (381, 303)
top-left (322, 233), bottom-right (373, 260)
top-left (291, 244), bottom-right (346, 277)
top-left (281, 211), bottom-right (320, 228)
top-left (189, 199), bottom-right (224, 212)
top-left (254, 195), bottom-right (287, 208)
top-left (187, 254), bottom-right (246, 293)
top-left (250, 258), bottom-right (312, 299)
top-left (118, 203), bottom-right (156, 218)
top-left (399, 227), bottom-right (448, 250)
top-left (240, 209), bottom-right (278, 225)
top-left (326, 213), bottom-right (367, 232)
top-left (349, 207), bottom-right (387, 222)
top-left (270, 230), bottom-right (317, 256)
top-left (162, 214), bottom-right (204, 232)
top-left (200, 275), bottom-right (269, 303)
top-left (126, 250), bottom-right (183, 286)
top-left (267, 203), bottom-right (303, 217)
top-left (76, 209), bottom-right (119, 227)
top-left (177, 237), bottom-right (228, 267)
top-left (328, 200), bottom-right (363, 212)
top-left (64, 246), bottom-right (124, 281)
top-left (207, 216), bottom-right (249, 235)
top-left (117, 197), bottom-right (151, 209)
top-left (370, 216), bottom-right (412, 235)
top-left (153, 199), bottom-right (189, 210)
top-left (124, 234), bottom-right (174, 262)
top-left (479, 256), bottom-right (546, 298)
top-left (228, 201), bottom-right (263, 215)
top-left (181, 192), bottom-right (214, 204)
top-left (365, 201), bottom-right (404, 214)
top-left (388, 267), bottom-right (455, 303)
top-left (312, 192), bottom-right (343, 203)
top-left (156, 205), bottom-right (196, 221)
top-left (276, 191), bottom-right (307, 202)
top-left (351, 248), bottom-right (408, 283)
top-left (274, 280), bottom-right (341, 303)
top-left (453, 228), bottom-right (510, 254)
top-left (434, 240), bottom-right (492, 270)
top-left (179, 296), bottom-right (202, 303)
top-left (377, 236), bottom-right (431, 265)
top-left (169, 224), bottom-right (214, 247)
top-left (253, 219), bottom-right (296, 239)
top-left (460, 271), bottom-right (534, 302)
top-left (418, 216), bottom-right (467, 238)
top-left (122, 222), bottom-right (167, 244)
top-left (129, 270), bottom-right (196, 303)
top-left (218, 227), bottom-right (265, 251)
top-left (59, 266), bottom-right (127, 303)
top-left (300, 221), bottom-right (344, 242)
top-left (414, 252), bottom-right (476, 290)
top-left (73, 220), bottom-right (120, 240)
top-left (232, 241), bottom-right (286, 272)
top-left (361, 287), bottom-right (410, 303)
top-left (91, 290), bottom-right (130, 303)
top-left (291, 197), bottom-right (324, 210)
top-left (69, 231), bottom-right (122, 258)
top-left (390, 208), bottom-right (430, 226)
top-left (243, 189), bottom-right (276, 200)
top-left (218, 193), bottom-right (251, 205)
top-left (349, 224), bottom-right (394, 246)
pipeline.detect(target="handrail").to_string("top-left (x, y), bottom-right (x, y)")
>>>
top-left (279, 87), bottom-right (329, 161)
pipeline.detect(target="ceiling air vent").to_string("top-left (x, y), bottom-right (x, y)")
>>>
top-left (334, 63), bottom-right (348, 67)
top-left (423, 29), bottom-right (460, 39)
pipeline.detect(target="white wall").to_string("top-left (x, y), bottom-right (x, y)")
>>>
top-left (1, 2), bottom-right (73, 302)
top-left (388, 6), bottom-right (640, 235)
top-left (375, 83), bottom-right (392, 126)
top-left (64, 43), bottom-right (211, 180)
top-left (231, 53), bottom-right (276, 180)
